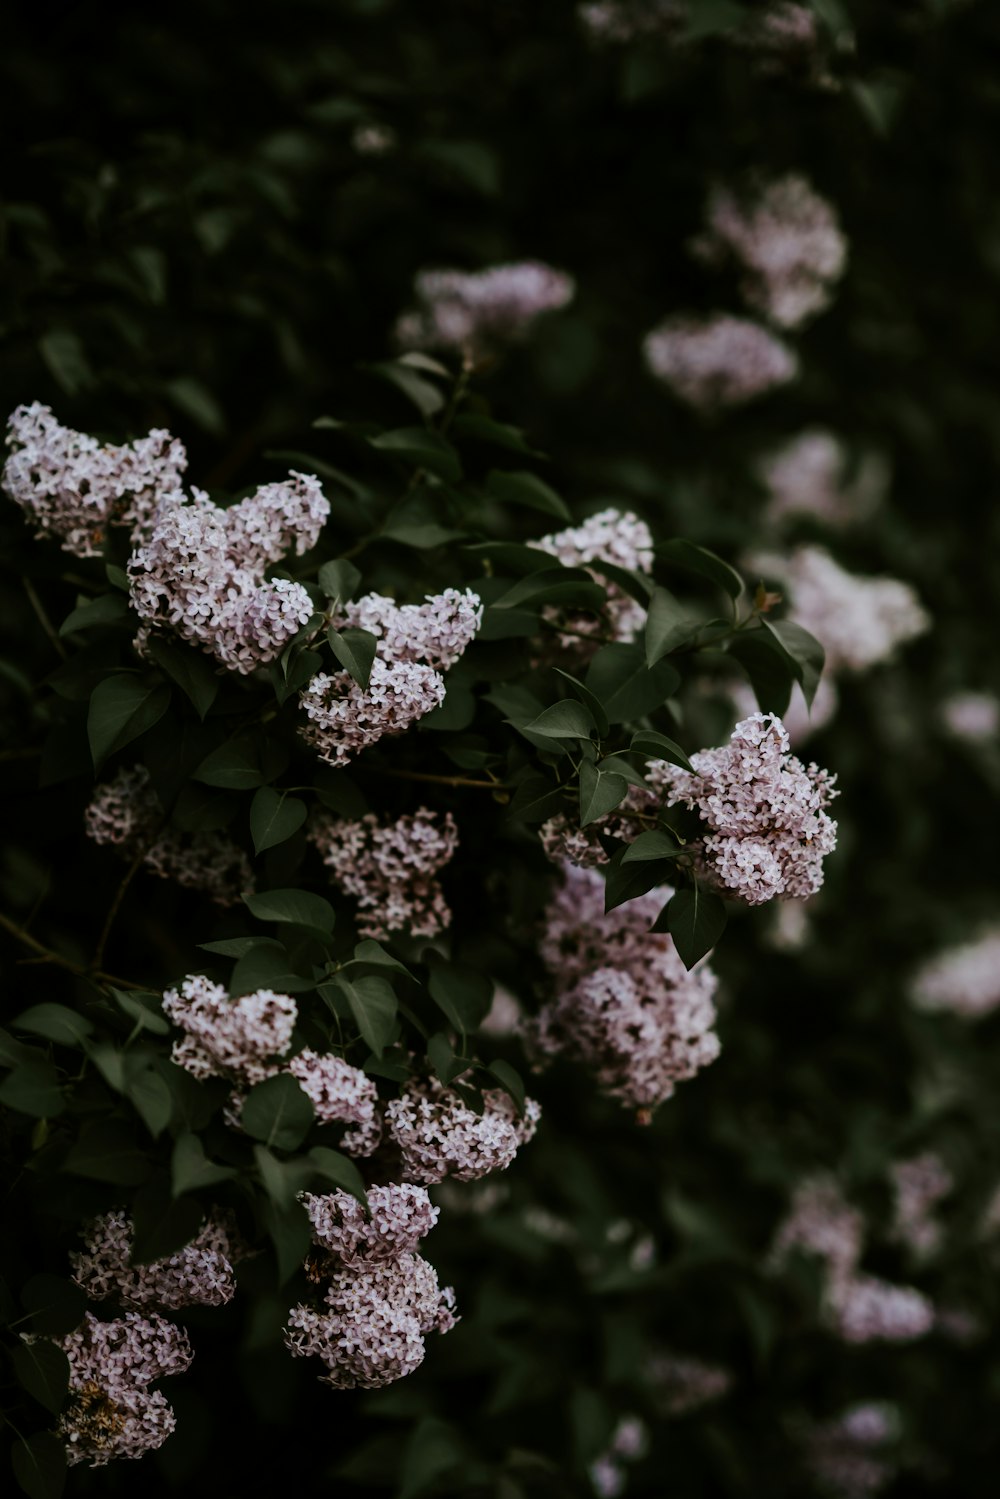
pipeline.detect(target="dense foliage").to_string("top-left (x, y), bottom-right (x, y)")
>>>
top-left (3, 3), bottom-right (1000, 1497)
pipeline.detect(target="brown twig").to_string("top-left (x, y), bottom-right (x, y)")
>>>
top-left (372, 767), bottom-right (511, 791)
top-left (91, 842), bottom-right (150, 973)
top-left (0, 910), bottom-right (145, 991)
top-left (22, 579), bottom-right (68, 661)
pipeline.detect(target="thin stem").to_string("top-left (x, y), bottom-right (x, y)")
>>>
top-left (0, 911), bottom-right (145, 991)
top-left (22, 578), bottom-right (68, 661)
top-left (372, 767), bottom-right (511, 792)
top-left (538, 617), bottom-right (617, 647)
top-left (92, 842), bottom-right (150, 972)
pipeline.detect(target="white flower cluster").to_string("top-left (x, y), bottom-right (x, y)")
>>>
top-left (749, 546), bottom-right (929, 673)
top-left (940, 689), bottom-right (1000, 744)
top-left (84, 765), bottom-right (252, 907)
top-left (384, 1076), bottom-right (541, 1184)
top-left (535, 506), bottom-right (654, 645)
top-left (803, 1403), bottom-right (899, 1499)
top-left (649, 712), bottom-right (838, 905)
top-left (395, 262), bottom-right (575, 358)
top-left (2, 403), bottom-right (187, 557)
top-left (286, 1049), bottom-right (383, 1155)
top-left (49, 1311), bottom-right (192, 1467)
top-left (309, 807), bottom-right (458, 939)
top-left (694, 176), bottom-right (847, 329)
top-left (909, 929), bottom-right (1000, 1019)
top-left (299, 588), bottom-right (482, 766)
top-left (532, 863), bottom-right (720, 1112)
top-left (647, 1350), bottom-right (733, 1417)
top-left (770, 1177), bottom-right (934, 1345)
top-left (588, 1416), bottom-right (649, 1498)
top-left (128, 471), bottom-right (327, 674)
top-left (286, 1183), bottom-right (456, 1389)
top-left (890, 1153), bottom-right (952, 1260)
top-left (643, 313), bottom-right (798, 410)
top-left (70, 1209), bottom-right (239, 1310)
top-left (757, 430), bottom-right (889, 530)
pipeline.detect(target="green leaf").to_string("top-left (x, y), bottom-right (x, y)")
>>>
top-left (11, 1340), bottom-right (70, 1414)
top-left (171, 783), bottom-right (239, 833)
top-left (463, 541), bottom-right (555, 575)
top-left (193, 730), bottom-right (289, 789)
top-left (585, 645), bottom-right (681, 724)
top-left (363, 359), bottom-right (446, 418)
top-left (579, 762), bottom-right (628, 826)
top-left (621, 829), bottom-right (682, 862)
top-left (505, 773), bottom-right (567, 825)
top-left (323, 974), bottom-right (398, 1057)
top-left (107, 987), bottom-right (170, 1036)
top-left (485, 1060), bottom-right (526, 1114)
top-left (243, 888), bottom-right (335, 933)
top-left (522, 701), bottom-right (598, 742)
top-left (427, 962), bottom-right (493, 1035)
top-left (39, 327), bottom-right (92, 396)
top-left (171, 1132), bottom-right (239, 1197)
top-left (490, 568), bottom-right (606, 614)
top-left (485, 469), bottom-right (570, 522)
top-left (604, 845), bottom-right (673, 912)
top-left (230, 943), bottom-right (315, 996)
top-left (452, 415), bottom-right (540, 454)
top-left (645, 587), bottom-right (700, 666)
top-left (12, 1005), bottom-right (93, 1047)
top-left (0, 1061), bottom-right (64, 1119)
top-left (351, 939), bottom-right (415, 979)
top-left (146, 638), bottom-right (220, 719)
top-left (657, 539), bottom-right (746, 603)
top-left (58, 593), bottom-right (131, 637)
top-left (417, 137), bottom-right (501, 195)
top-left (327, 627), bottom-right (378, 689)
top-left (250, 787), bottom-right (308, 855)
top-left (368, 427), bottom-right (462, 481)
top-left (306, 1146), bottom-right (369, 1207)
top-left (198, 936), bottom-right (276, 958)
top-left (665, 887), bottom-right (728, 969)
top-left (20, 1276), bottom-right (87, 1338)
top-left (162, 375), bottom-right (226, 435)
top-left (130, 1179), bottom-right (206, 1264)
top-left (762, 619), bottom-right (826, 710)
top-left (261, 1198), bottom-right (312, 1286)
top-left (125, 1065), bottom-right (174, 1137)
top-left (63, 1121), bottom-right (151, 1185)
top-left (397, 1418), bottom-right (465, 1499)
top-left (727, 633), bottom-right (794, 717)
top-left (87, 675), bottom-right (170, 769)
top-left (552, 668), bottom-right (610, 739)
top-left (11, 1431), bottom-right (66, 1499)
top-left (317, 558), bottom-right (361, 604)
top-left (241, 1073), bottom-right (315, 1151)
top-left (629, 730), bottom-right (694, 773)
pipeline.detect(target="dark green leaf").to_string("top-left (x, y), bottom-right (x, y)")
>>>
top-left (363, 359), bottom-right (447, 418)
top-left (130, 1179), bottom-right (206, 1264)
top-left (327, 627), bottom-right (378, 689)
top-left (125, 1064), bottom-right (174, 1137)
top-left (171, 783), bottom-right (239, 833)
top-left (369, 426), bottom-right (462, 481)
top-left (490, 568), bottom-right (606, 613)
top-left (12, 1004), bottom-right (92, 1047)
top-left (193, 730), bottom-right (289, 789)
top-left (621, 829), bottom-right (682, 862)
top-left (11, 1432), bottom-right (66, 1499)
top-left (604, 845), bottom-right (674, 912)
top-left (629, 730), bottom-right (694, 773)
top-left (39, 327), bottom-right (92, 396)
top-left (250, 787), bottom-right (308, 855)
top-left (324, 973), bottom-right (398, 1057)
top-left (11, 1340), bottom-right (70, 1414)
top-left (505, 774), bottom-right (567, 824)
top-left (351, 939), bottom-right (415, 978)
top-left (317, 558), bottom-right (362, 603)
top-left (20, 1276), bottom-right (87, 1338)
top-left (241, 1073), bottom-right (315, 1151)
top-left (727, 633), bottom-right (794, 717)
top-left (552, 668), bottom-right (610, 738)
top-left (198, 936), bottom-right (280, 959)
top-left (452, 415), bottom-right (540, 454)
top-left (665, 887), bottom-right (728, 969)
top-left (172, 1132), bottom-right (240, 1197)
top-left (645, 587), bottom-right (700, 666)
top-left (485, 1060), bottom-right (526, 1114)
top-left (230, 943), bottom-right (315, 996)
top-left (162, 375), bottom-right (226, 435)
top-left (762, 619), bottom-right (826, 710)
top-left (243, 888), bottom-right (335, 933)
top-left (485, 469), bottom-right (570, 521)
top-left (306, 1146), bottom-right (369, 1207)
top-left (579, 762), bottom-right (628, 826)
top-left (428, 962), bottom-right (494, 1035)
top-left (657, 539), bottom-right (746, 603)
top-left (146, 638), bottom-right (220, 719)
top-left (427, 1032), bottom-right (467, 1085)
top-left (107, 987), bottom-right (170, 1036)
top-left (88, 675), bottom-right (170, 769)
top-left (463, 541), bottom-right (554, 575)
top-left (522, 701), bottom-right (598, 741)
top-left (585, 644), bottom-right (681, 724)
top-left (0, 1061), bottom-right (64, 1118)
top-left (261, 1198), bottom-right (313, 1287)
top-left (58, 593), bottom-right (131, 637)
top-left (63, 1121), bottom-right (151, 1184)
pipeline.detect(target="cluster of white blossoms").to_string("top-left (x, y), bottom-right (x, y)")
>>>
top-left (299, 588), bottom-right (482, 766)
top-left (649, 713), bottom-right (838, 905)
top-left (394, 262), bottom-right (575, 358)
top-left (70, 1209), bottom-right (240, 1310)
top-left (84, 764), bottom-right (252, 907)
top-left (756, 429), bottom-right (889, 530)
top-left (750, 546), bottom-right (929, 674)
top-left (770, 1177), bottom-right (935, 1346)
top-left (128, 471), bottom-right (327, 674)
top-left (643, 313), bottom-right (798, 410)
top-left (286, 1183), bottom-right (457, 1389)
top-left (588, 1416), bottom-right (650, 1498)
top-left (47, 1311), bottom-right (192, 1467)
top-left (647, 1349), bottom-right (733, 1417)
top-left (2, 403), bottom-right (188, 558)
top-left (535, 506), bottom-right (654, 645)
top-left (384, 1076), bottom-right (541, 1184)
top-left (694, 175), bottom-right (847, 330)
top-left (909, 929), bottom-right (1000, 1019)
top-left (803, 1403), bottom-right (899, 1499)
top-left (532, 863), bottom-right (720, 1112)
top-left (286, 1050), bottom-right (383, 1155)
top-left (890, 1153), bottom-right (952, 1260)
top-left (309, 807), bottom-right (459, 939)
top-left (939, 689), bottom-right (1000, 744)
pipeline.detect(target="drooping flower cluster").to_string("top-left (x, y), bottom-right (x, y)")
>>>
top-left (694, 176), bottom-right (847, 329)
top-left (909, 929), bottom-right (1000, 1019)
top-left (802, 1404), bottom-right (900, 1499)
top-left (2, 403), bottom-right (187, 557)
top-left (299, 588), bottom-right (482, 766)
top-left (770, 1177), bottom-right (935, 1345)
top-left (84, 764), bottom-right (252, 907)
top-left (749, 546), bottom-right (929, 673)
top-left (588, 1415), bottom-right (650, 1498)
top-left (535, 507), bottom-right (654, 644)
top-left (49, 1312), bottom-right (193, 1467)
top-left (647, 1350), bottom-right (734, 1417)
top-left (649, 713), bottom-right (838, 905)
top-left (128, 472), bottom-right (327, 673)
top-left (384, 1076), bottom-right (541, 1184)
top-left (286, 1183), bottom-right (456, 1389)
top-left (757, 429), bottom-right (889, 529)
top-left (70, 1209), bottom-right (240, 1309)
top-left (395, 262), bottom-right (575, 358)
top-left (643, 313), bottom-right (798, 409)
top-left (890, 1153), bottom-right (952, 1260)
top-left (309, 807), bottom-right (458, 939)
top-left (532, 863), bottom-right (720, 1112)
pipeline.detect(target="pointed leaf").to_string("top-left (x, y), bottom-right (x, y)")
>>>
top-left (327, 626), bottom-right (378, 689)
top-left (12, 1005), bottom-right (93, 1047)
top-left (621, 829), bottom-right (682, 862)
top-left (762, 619), bottom-right (826, 710)
top-left (318, 558), bottom-right (362, 604)
top-left (87, 675), bottom-right (170, 769)
top-left (645, 587), bottom-right (700, 666)
top-left (11, 1340), bottom-right (70, 1414)
top-left (485, 469), bottom-right (570, 521)
top-left (250, 787), bottom-right (307, 855)
top-left (665, 887), bottom-right (728, 969)
top-left (146, 637), bottom-right (219, 719)
top-left (629, 730), bottom-right (694, 773)
top-left (243, 888), bottom-right (335, 933)
top-left (11, 1432), bottom-right (66, 1499)
top-left (241, 1073), bottom-right (315, 1152)
top-left (172, 1132), bottom-right (239, 1197)
top-left (579, 762), bottom-right (628, 826)
top-left (522, 701), bottom-right (598, 742)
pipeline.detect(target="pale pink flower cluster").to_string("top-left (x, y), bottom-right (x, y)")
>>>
top-left (578, 0), bottom-right (684, 45)
top-left (804, 1404), bottom-right (899, 1499)
top-left (3, 403), bottom-right (187, 558)
top-left (735, 3), bottom-right (838, 88)
top-left (749, 546), bottom-right (929, 673)
top-left (128, 471), bottom-right (327, 673)
top-left (940, 689), bottom-right (1000, 744)
top-left (695, 176), bottom-right (847, 330)
top-left (890, 1153), bottom-right (952, 1260)
top-left (588, 1416), bottom-right (649, 1498)
top-left (909, 929), bottom-right (1000, 1019)
top-left (647, 1350), bottom-right (733, 1416)
top-left (643, 314), bottom-right (798, 409)
top-left (649, 713), bottom-right (838, 905)
top-left (309, 807), bottom-right (458, 939)
top-left (286, 1049), bottom-right (382, 1155)
top-left (771, 1176), bottom-right (934, 1345)
top-left (299, 588), bottom-right (482, 767)
top-left (50, 1311), bottom-right (192, 1467)
top-left (384, 1076), bottom-right (541, 1184)
top-left (757, 430), bottom-right (889, 529)
top-left (163, 973), bottom-right (297, 1087)
top-left (286, 1182), bottom-right (457, 1389)
top-left (395, 262), bottom-right (575, 358)
top-left (84, 765), bottom-right (252, 907)
top-left (532, 863), bottom-right (720, 1111)
top-left (535, 507), bottom-right (654, 644)
top-left (70, 1209), bottom-right (239, 1310)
